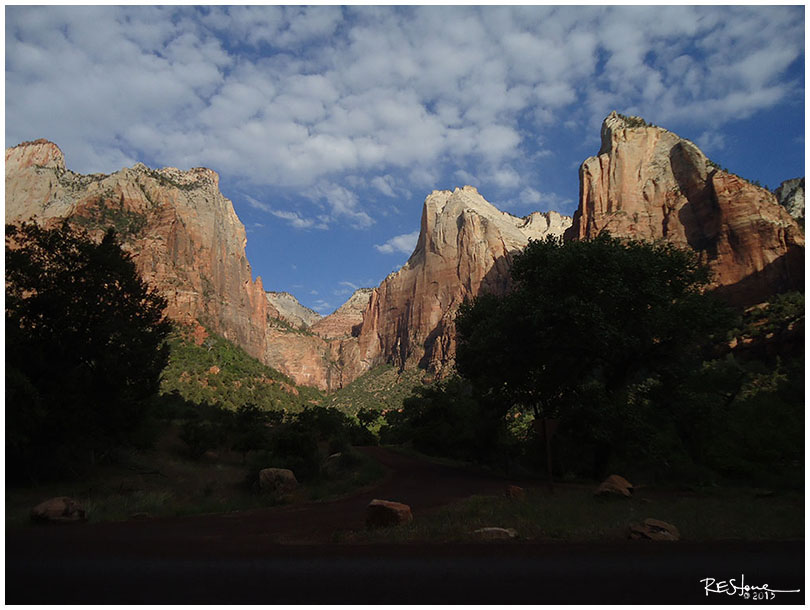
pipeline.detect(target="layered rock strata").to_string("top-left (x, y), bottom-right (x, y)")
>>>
top-left (354, 186), bottom-right (572, 374)
top-left (566, 112), bottom-right (804, 305)
top-left (311, 288), bottom-right (373, 339)
top-left (5, 139), bottom-right (271, 361)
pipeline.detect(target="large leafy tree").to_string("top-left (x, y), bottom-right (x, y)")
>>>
top-left (455, 234), bottom-right (734, 470)
top-left (6, 221), bottom-right (171, 481)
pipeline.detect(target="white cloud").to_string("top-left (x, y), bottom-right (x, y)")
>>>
top-left (375, 231), bottom-right (419, 255)
top-left (5, 5), bottom-right (804, 229)
top-left (519, 187), bottom-right (543, 206)
top-left (696, 131), bottom-right (726, 154)
top-left (311, 299), bottom-right (333, 313)
top-left (371, 175), bottom-right (397, 197)
top-left (516, 187), bottom-right (574, 212)
top-left (270, 209), bottom-right (329, 230)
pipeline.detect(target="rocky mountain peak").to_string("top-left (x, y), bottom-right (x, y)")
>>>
top-left (774, 177), bottom-right (805, 223)
top-left (6, 140), bottom-right (270, 362)
top-left (598, 111), bottom-right (680, 156)
top-left (410, 185), bottom-right (571, 268)
top-left (569, 113), bottom-right (804, 305)
top-left (6, 138), bottom-right (66, 171)
top-left (356, 188), bottom-right (573, 375)
top-left (266, 292), bottom-right (322, 329)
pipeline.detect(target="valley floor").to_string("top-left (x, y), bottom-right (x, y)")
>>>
top-left (6, 447), bottom-right (804, 604)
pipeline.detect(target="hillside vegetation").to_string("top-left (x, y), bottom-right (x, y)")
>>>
top-left (160, 326), bottom-right (324, 413)
top-left (325, 365), bottom-right (427, 415)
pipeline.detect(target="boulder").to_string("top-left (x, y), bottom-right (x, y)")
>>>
top-left (595, 474), bottom-right (634, 497)
top-left (30, 497), bottom-right (87, 523)
top-left (629, 518), bottom-right (680, 541)
top-left (366, 499), bottom-right (413, 528)
top-left (258, 468), bottom-right (299, 494)
top-left (474, 527), bottom-right (518, 540)
top-left (505, 485), bottom-right (526, 500)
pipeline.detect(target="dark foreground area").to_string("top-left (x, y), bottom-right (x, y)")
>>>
top-left (5, 538), bottom-right (804, 604)
top-left (6, 447), bottom-right (804, 604)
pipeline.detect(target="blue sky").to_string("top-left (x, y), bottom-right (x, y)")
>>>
top-left (6, 5), bottom-right (805, 314)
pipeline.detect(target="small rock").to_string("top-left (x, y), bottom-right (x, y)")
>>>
top-left (323, 452), bottom-right (343, 476)
top-left (629, 518), bottom-right (680, 541)
top-left (505, 485), bottom-right (525, 500)
top-left (258, 468), bottom-right (299, 494)
top-left (30, 497), bottom-right (87, 523)
top-left (474, 527), bottom-right (518, 540)
top-left (595, 474), bottom-right (633, 497)
top-left (366, 499), bottom-right (413, 528)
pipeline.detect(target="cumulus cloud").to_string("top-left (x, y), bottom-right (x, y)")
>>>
top-left (371, 175), bottom-right (397, 197)
top-left (375, 231), bottom-right (419, 255)
top-left (5, 5), bottom-right (804, 230)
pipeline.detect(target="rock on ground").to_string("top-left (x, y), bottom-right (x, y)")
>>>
top-left (30, 497), bottom-right (87, 523)
top-left (594, 474), bottom-right (634, 497)
top-left (629, 518), bottom-right (681, 541)
top-left (258, 468), bottom-right (299, 495)
top-left (366, 499), bottom-right (413, 528)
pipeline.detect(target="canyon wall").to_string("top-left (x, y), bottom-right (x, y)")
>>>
top-left (565, 112), bottom-right (804, 305)
top-left (6, 139), bottom-right (271, 361)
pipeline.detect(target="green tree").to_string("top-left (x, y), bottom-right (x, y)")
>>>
top-left (455, 233), bottom-right (734, 474)
top-left (6, 221), bottom-right (171, 482)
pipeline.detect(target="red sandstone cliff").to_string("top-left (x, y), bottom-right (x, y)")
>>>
top-left (355, 186), bottom-right (572, 375)
top-left (565, 112), bottom-right (804, 305)
top-left (311, 288), bottom-right (372, 340)
top-left (5, 139), bottom-right (271, 361)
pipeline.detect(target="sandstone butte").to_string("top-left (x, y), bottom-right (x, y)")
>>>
top-left (354, 186), bottom-right (572, 374)
top-left (565, 112), bottom-right (805, 306)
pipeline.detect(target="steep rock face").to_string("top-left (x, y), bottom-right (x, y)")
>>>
top-left (566, 112), bottom-right (804, 305)
top-left (774, 177), bottom-right (804, 223)
top-left (355, 186), bottom-right (572, 375)
top-left (6, 140), bottom-right (270, 361)
top-left (311, 288), bottom-right (373, 339)
top-left (266, 292), bottom-right (322, 329)
top-left (263, 288), bottom-right (372, 391)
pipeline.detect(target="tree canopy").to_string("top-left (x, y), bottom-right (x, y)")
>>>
top-left (6, 221), bottom-right (171, 481)
top-left (455, 233), bottom-right (733, 421)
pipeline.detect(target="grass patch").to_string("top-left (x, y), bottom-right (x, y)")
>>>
top-left (6, 427), bottom-right (386, 528)
top-left (340, 486), bottom-right (804, 544)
